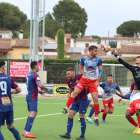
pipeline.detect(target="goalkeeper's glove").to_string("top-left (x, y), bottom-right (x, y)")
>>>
top-left (112, 50), bottom-right (118, 58)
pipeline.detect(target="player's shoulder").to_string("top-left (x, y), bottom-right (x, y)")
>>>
top-left (81, 55), bottom-right (88, 59)
top-left (96, 57), bottom-right (102, 60)
top-left (66, 78), bottom-right (70, 83)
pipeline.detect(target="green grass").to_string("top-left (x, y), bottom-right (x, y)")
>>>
top-left (1, 97), bottom-right (140, 140)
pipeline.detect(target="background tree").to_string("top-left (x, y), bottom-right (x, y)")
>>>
top-left (57, 29), bottom-right (64, 59)
top-left (0, 2), bottom-right (27, 30)
top-left (20, 20), bottom-right (30, 38)
top-left (53, 0), bottom-right (88, 35)
top-left (117, 20), bottom-right (140, 37)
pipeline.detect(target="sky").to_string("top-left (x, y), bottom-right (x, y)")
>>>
top-left (1, 0), bottom-right (140, 37)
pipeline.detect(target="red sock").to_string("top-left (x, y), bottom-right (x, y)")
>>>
top-left (137, 116), bottom-right (140, 128)
top-left (101, 109), bottom-right (105, 112)
top-left (128, 117), bottom-right (138, 127)
top-left (102, 112), bottom-right (107, 120)
top-left (94, 104), bottom-right (99, 117)
top-left (65, 96), bottom-right (75, 108)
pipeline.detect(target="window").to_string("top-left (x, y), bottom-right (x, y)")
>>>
top-left (85, 43), bottom-right (89, 47)
top-left (6, 54), bottom-right (11, 59)
top-left (21, 54), bottom-right (30, 59)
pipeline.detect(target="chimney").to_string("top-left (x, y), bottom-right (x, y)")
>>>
top-left (70, 38), bottom-right (74, 48)
top-left (18, 30), bottom-right (24, 39)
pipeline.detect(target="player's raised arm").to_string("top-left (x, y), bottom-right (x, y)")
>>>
top-left (112, 90), bottom-right (128, 99)
top-left (112, 50), bottom-right (134, 71)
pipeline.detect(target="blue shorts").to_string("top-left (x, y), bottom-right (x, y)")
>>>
top-left (0, 111), bottom-right (13, 126)
top-left (86, 99), bottom-right (91, 107)
top-left (70, 99), bottom-right (87, 114)
top-left (27, 100), bottom-right (38, 112)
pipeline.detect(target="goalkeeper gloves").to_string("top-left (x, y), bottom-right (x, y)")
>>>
top-left (112, 50), bottom-right (118, 58)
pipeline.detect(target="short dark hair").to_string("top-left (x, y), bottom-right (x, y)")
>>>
top-left (136, 56), bottom-right (140, 58)
top-left (108, 74), bottom-right (113, 77)
top-left (0, 60), bottom-right (5, 68)
top-left (30, 61), bottom-right (38, 69)
top-left (66, 68), bottom-right (74, 72)
top-left (89, 45), bottom-right (97, 51)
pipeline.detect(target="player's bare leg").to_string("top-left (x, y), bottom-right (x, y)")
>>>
top-left (24, 111), bottom-right (37, 138)
top-left (62, 87), bottom-right (82, 114)
top-left (91, 92), bottom-right (99, 126)
top-left (125, 110), bottom-right (138, 133)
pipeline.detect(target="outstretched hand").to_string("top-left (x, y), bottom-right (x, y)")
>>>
top-left (112, 50), bottom-right (117, 58)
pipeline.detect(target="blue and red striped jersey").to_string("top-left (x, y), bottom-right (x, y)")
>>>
top-left (26, 71), bottom-right (41, 101)
top-left (130, 81), bottom-right (136, 90)
top-left (67, 74), bottom-right (89, 101)
top-left (0, 73), bottom-right (18, 112)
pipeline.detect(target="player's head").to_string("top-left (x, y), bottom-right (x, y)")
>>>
top-left (89, 45), bottom-right (98, 57)
top-left (66, 68), bottom-right (75, 80)
top-left (107, 74), bottom-right (113, 83)
top-left (0, 60), bottom-right (5, 73)
top-left (136, 56), bottom-right (140, 65)
top-left (30, 61), bottom-right (39, 72)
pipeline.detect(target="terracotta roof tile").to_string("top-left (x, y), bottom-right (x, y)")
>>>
top-left (0, 30), bottom-right (11, 33)
top-left (0, 41), bottom-right (12, 51)
top-left (101, 37), bottom-right (117, 40)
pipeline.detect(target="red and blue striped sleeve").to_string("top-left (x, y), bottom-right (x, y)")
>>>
top-left (80, 57), bottom-right (85, 67)
top-left (11, 78), bottom-right (18, 89)
top-left (34, 73), bottom-right (41, 84)
top-left (97, 58), bottom-right (102, 67)
top-left (130, 82), bottom-right (135, 90)
top-left (67, 79), bottom-right (71, 88)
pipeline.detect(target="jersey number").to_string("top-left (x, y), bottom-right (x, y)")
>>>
top-left (0, 81), bottom-right (7, 95)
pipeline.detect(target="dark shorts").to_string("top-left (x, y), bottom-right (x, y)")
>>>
top-left (86, 99), bottom-right (91, 107)
top-left (70, 99), bottom-right (87, 114)
top-left (0, 111), bottom-right (13, 126)
top-left (27, 100), bottom-right (38, 112)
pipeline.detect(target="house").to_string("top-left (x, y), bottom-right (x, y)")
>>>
top-left (0, 30), bottom-right (13, 38)
top-left (55, 34), bottom-right (71, 43)
top-left (101, 37), bottom-right (117, 45)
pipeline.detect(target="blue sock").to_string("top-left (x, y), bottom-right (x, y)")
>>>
top-left (24, 117), bottom-right (29, 131)
top-left (67, 118), bottom-right (73, 135)
top-left (88, 107), bottom-right (94, 118)
top-left (80, 118), bottom-right (86, 137)
top-left (8, 127), bottom-right (21, 140)
top-left (0, 130), bottom-right (4, 140)
top-left (26, 117), bottom-right (34, 132)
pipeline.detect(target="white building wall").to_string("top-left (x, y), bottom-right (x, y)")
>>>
top-left (76, 41), bottom-right (97, 48)
top-left (0, 32), bottom-right (13, 38)
top-left (39, 52), bottom-right (57, 55)
top-left (46, 38), bottom-right (57, 43)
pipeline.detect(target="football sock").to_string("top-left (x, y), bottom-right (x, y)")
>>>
top-left (8, 127), bottom-right (21, 140)
top-left (67, 118), bottom-right (73, 135)
top-left (0, 131), bottom-right (4, 140)
top-left (26, 117), bottom-right (34, 132)
top-left (80, 118), bottom-right (86, 137)
top-left (137, 116), bottom-right (140, 128)
top-left (101, 109), bottom-right (105, 112)
top-left (94, 104), bottom-right (99, 118)
top-left (103, 112), bottom-right (107, 120)
top-left (88, 107), bottom-right (94, 118)
top-left (128, 117), bottom-right (138, 127)
top-left (24, 117), bottom-right (29, 131)
top-left (66, 97), bottom-right (75, 108)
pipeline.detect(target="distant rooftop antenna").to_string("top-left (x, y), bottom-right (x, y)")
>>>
top-left (29, 0), bottom-right (46, 83)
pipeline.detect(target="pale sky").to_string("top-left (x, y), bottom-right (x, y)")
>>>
top-left (1, 0), bottom-right (140, 37)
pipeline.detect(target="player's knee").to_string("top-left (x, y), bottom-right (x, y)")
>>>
top-left (136, 109), bottom-right (140, 116)
top-left (125, 113), bottom-right (131, 119)
top-left (93, 98), bottom-right (98, 104)
top-left (7, 124), bottom-right (13, 129)
top-left (68, 114), bottom-right (74, 119)
top-left (79, 114), bottom-right (85, 118)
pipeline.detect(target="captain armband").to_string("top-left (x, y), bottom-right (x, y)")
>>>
top-left (99, 70), bottom-right (103, 75)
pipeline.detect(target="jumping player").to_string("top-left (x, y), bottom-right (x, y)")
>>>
top-left (113, 84), bottom-right (140, 134)
top-left (22, 61), bottom-right (49, 138)
top-left (62, 45), bottom-right (103, 126)
top-left (0, 60), bottom-right (21, 140)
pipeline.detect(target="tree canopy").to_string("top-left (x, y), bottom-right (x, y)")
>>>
top-left (117, 20), bottom-right (140, 37)
top-left (53, 0), bottom-right (88, 36)
top-left (0, 2), bottom-right (27, 30)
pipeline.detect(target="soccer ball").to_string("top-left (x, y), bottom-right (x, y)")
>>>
top-left (102, 44), bottom-right (111, 52)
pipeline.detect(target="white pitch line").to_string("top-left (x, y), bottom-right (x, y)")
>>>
top-left (14, 112), bottom-right (136, 121)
